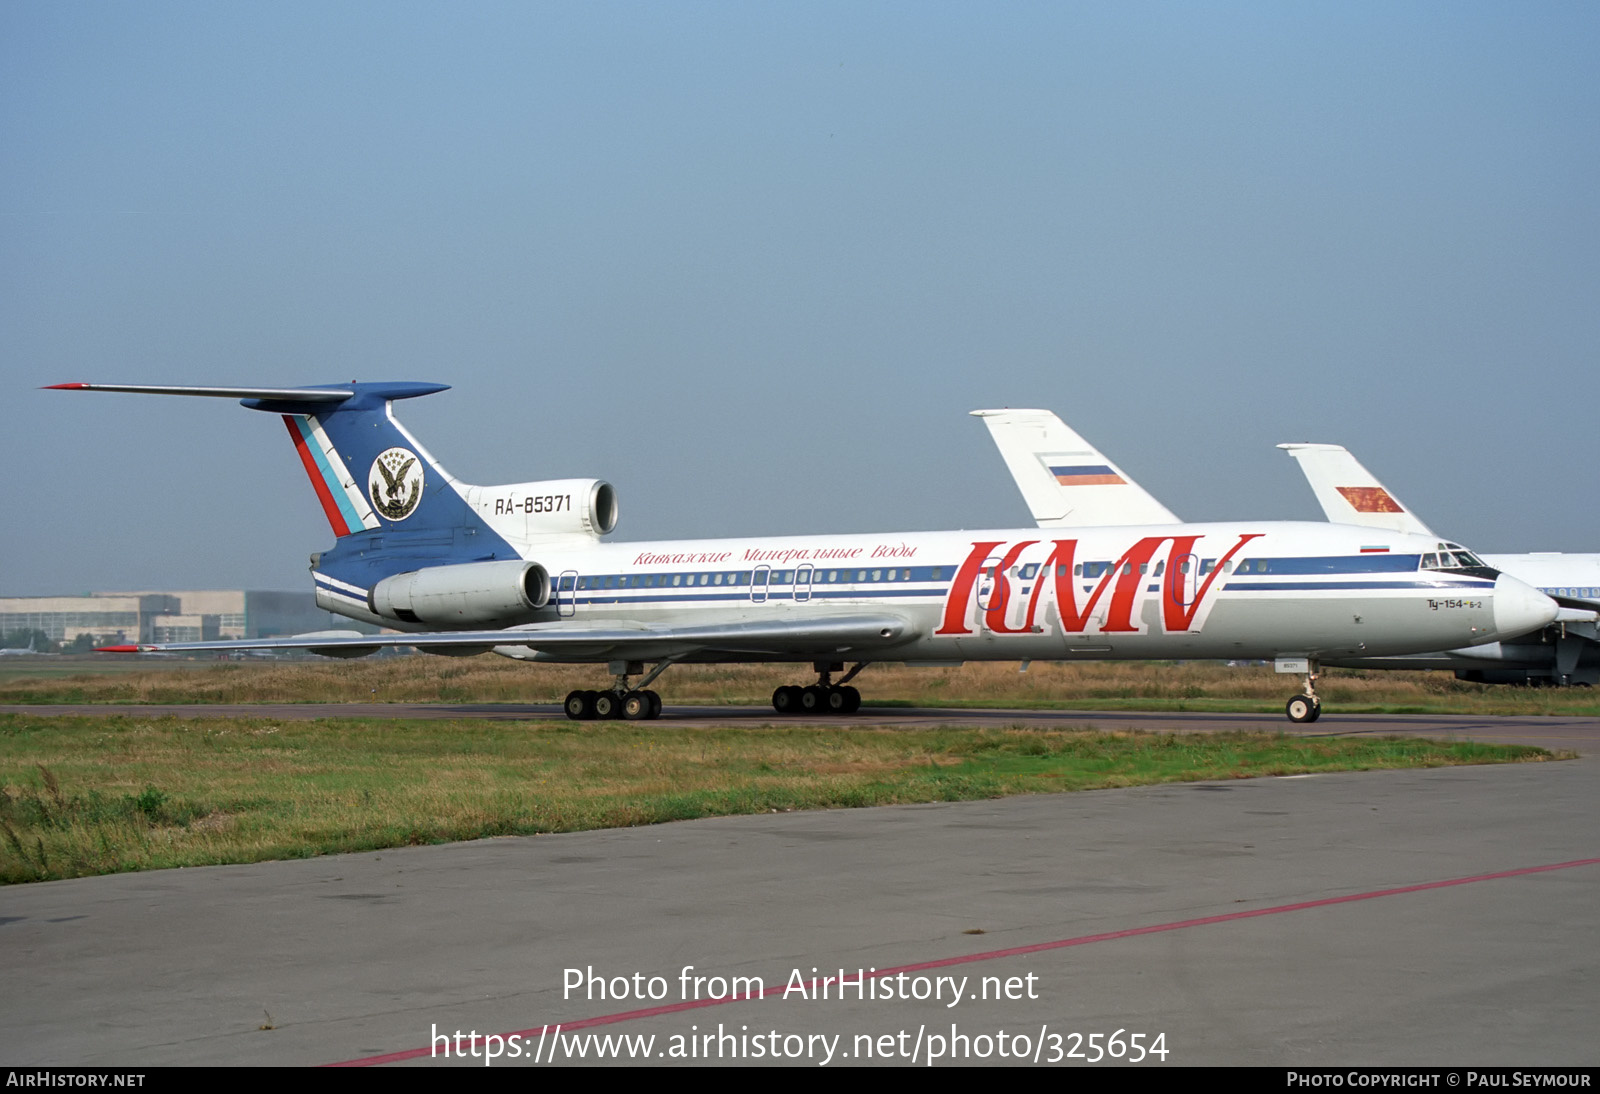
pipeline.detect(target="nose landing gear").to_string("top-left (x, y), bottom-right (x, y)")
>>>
top-left (1284, 663), bottom-right (1322, 723)
top-left (1284, 691), bottom-right (1321, 723)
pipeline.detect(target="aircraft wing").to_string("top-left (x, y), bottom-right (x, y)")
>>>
top-left (98, 614), bottom-right (915, 660)
top-left (971, 409), bottom-right (1180, 527)
top-left (1278, 443), bottom-right (1434, 536)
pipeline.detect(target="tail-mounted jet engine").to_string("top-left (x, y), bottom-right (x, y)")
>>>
top-left (369, 559), bottom-right (550, 627)
top-left (466, 479), bottom-right (619, 538)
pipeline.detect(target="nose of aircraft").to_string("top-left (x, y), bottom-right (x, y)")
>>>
top-left (1491, 574), bottom-right (1559, 638)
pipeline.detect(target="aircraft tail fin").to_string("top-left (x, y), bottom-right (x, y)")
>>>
top-left (1277, 443), bottom-right (1434, 537)
top-left (970, 408), bottom-right (1180, 527)
top-left (45, 381), bottom-right (480, 540)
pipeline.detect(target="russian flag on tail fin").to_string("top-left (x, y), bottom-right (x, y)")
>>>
top-left (1048, 463), bottom-right (1126, 487)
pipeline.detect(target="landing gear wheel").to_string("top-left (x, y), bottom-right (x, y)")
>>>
top-left (564, 690), bottom-right (597, 721)
top-left (645, 690), bottom-right (662, 718)
top-left (800, 685), bottom-right (828, 713)
top-left (1285, 694), bottom-right (1322, 723)
top-left (621, 691), bottom-right (651, 721)
top-left (838, 685), bottom-right (861, 714)
top-left (772, 685), bottom-right (803, 714)
top-left (594, 691), bottom-right (624, 720)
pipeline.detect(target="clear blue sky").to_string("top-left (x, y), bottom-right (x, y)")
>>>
top-left (4, 2), bottom-right (1596, 592)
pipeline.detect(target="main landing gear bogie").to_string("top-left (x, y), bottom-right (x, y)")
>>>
top-left (772, 684), bottom-right (861, 715)
top-left (564, 688), bottom-right (663, 721)
top-left (564, 659), bottom-right (676, 721)
top-left (771, 661), bottom-right (870, 716)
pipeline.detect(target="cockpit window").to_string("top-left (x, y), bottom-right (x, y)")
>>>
top-left (1424, 547), bottom-right (1489, 572)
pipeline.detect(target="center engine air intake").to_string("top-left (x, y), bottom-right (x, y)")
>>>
top-left (369, 559), bottom-right (550, 627)
top-left (466, 478), bottom-right (619, 538)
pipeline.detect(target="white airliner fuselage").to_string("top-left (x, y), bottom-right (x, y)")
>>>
top-left (317, 523), bottom-right (1550, 666)
top-left (50, 382), bottom-right (1559, 720)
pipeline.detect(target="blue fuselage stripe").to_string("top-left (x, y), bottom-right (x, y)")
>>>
top-left (1224, 580), bottom-right (1492, 592)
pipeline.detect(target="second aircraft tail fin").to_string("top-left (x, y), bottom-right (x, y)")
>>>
top-left (971, 408), bottom-right (1180, 528)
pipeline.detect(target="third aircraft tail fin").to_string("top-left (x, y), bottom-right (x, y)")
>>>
top-left (1277, 442), bottom-right (1434, 537)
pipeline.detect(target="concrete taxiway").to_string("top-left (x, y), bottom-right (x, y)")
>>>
top-left (0, 709), bottom-right (1596, 1066)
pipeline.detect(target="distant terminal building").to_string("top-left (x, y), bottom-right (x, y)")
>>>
top-left (0, 590), bottom-right (351, 647)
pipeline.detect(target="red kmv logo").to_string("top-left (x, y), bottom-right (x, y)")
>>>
top-left (936, 534), bottom-right (1262, 637)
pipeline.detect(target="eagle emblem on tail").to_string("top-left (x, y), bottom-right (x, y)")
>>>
top-left (368, 448), bottom-right (423, 521)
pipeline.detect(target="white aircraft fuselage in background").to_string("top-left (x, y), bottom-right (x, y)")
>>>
top-left (48, 382), bottom-right (1558, 719)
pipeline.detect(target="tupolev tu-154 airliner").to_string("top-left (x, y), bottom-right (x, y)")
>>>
top-left (48, 381), bottom-right (1558, 722)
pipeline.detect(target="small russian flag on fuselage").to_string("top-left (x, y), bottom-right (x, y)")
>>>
top-left (1050, 464), bottom-right (1125, 486)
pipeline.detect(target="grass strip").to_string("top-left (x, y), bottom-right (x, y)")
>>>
top-left (3, 657), bottom-right (1598, 717)
top-left (0, 713), bottom-right (1560, 884)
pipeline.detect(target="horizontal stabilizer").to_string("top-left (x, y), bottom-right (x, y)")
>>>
top-left (971, 408), bottom-right (1179, 527)
top-left (51, 380), bottom-right (484, 543)
top-left (44, 383), bottom-right (354, 403)
top-left (44, 382), bottom-right (451, 416)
